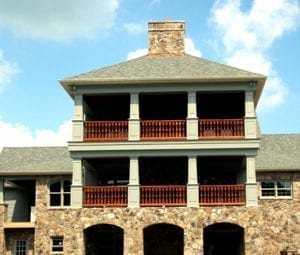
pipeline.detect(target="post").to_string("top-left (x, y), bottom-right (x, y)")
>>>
top-left (186, 92), bottom-right (198, 140)
top-left (187, 156), bottom-right (199, 207)
top-left (128, 157), bottom-right (140, 207)
top-left (71, 159), bottom-right (83, 208)
top-left (128, 93), bottom-right (140, 141)
top-left (244, 90), bottom-right (257, 139)
top-left (245, 156), bottom-right (258, 206)
top-left (72, 95), bottom-right (84, 141)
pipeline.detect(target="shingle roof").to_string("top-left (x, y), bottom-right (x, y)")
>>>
top-left (61, 54), bottom-right (265, 82)
top-left (0, 134), bottom-right (299, 175)
top-left (0, 147), bottom-right (72, 175)
top-left (256, 134), bottom-right (300, 171)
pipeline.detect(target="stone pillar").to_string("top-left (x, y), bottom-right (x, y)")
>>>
top-left (187, 156), bottom-right (199, 207)
top-left (71, 159), bottom-right (83, 208)
top-left (72, 95), bottom-right (84, 141)
top-left (128, 93), bottom-right (140, 141)
top-left (244, 91), bottom-right (257, 139)
top-left (245, 156), bottom-right (258, 206)
top-left (186, 92), bottom-right (199, 140)
top-left (128, 157), bottom-right (140, 208)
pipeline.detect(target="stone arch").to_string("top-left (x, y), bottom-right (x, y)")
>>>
top-left (84, 224), bottom-right (123, 255)
top-left (203, 222), bottom-right (244, 255)
top-left (143, 223), bottom-right (184, 255)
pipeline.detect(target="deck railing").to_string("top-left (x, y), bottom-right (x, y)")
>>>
top-left (140, 185), bottom-right (186, 206)
top-left (199, 118), bottom-right (244, 138)
top-left (83, 186), bottom-right (127, 207)
top-left (141, 120), bottom-right (186, 140)
top-left (200, 185), bottom-right (245, 205)
top-left (84, 121), bottom-right (128, 141)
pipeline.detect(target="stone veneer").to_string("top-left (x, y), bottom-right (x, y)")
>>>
top-left (2, 174), bottom-right (299, 254)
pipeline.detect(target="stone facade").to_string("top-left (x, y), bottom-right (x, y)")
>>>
top-left (4, 174), bottom-right (293, 255)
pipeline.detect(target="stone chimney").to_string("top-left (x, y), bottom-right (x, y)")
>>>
top-left (148, 19), bottom-right (185, 57)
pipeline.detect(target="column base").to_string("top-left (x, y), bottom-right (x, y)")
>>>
top-left (128, 184), bottom-right (140, 208)
top-left (187, 184), bottom-right (199, 207)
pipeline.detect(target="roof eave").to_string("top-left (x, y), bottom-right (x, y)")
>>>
top-left (60, 75), bottom-right (266, 104)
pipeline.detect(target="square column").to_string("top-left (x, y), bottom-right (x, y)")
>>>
top-left (244, 90), bottom-right (257, 139)
top-left (128, 93), bottom-right (140, 141)
top-left (186, 92), bottom-right (199, 140)
top-left (71, 159), bottom-right (83, 208)
top-left (128, 157), bottom-right (140, 208)
top-left (245, 156), bottom-right (258, 206)
top-left (72, 95), bottom-right (84, 141)
top-left (187, 156), bottom-right (199, 207)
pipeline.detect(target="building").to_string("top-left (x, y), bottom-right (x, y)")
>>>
top-left (0, 20), bottom-right (299, 255)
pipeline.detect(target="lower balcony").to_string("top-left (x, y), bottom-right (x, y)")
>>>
top-left (83, 186), bottom-right (128, 207)
top-left (140, 185), bottom-right (187, 206)
top-left (82, 184), bottom-right (245, 207)
top-left (200, 184), bottom-right (245, 205)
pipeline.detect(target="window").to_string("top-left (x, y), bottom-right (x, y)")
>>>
top-left (51, 237), bottom-right (63, 253)
top-left (14, 240), bottom-right (27, 255)
top-left (261, 181), bottom-right (292, 198)
top-left (49, 180), bottom-right (71, 206)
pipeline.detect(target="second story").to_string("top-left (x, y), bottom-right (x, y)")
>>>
top-left (60, 20), bottom-right (266, 152)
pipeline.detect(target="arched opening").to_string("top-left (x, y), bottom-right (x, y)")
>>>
top-left (84, 224), bottom-right (123, 255)
top-left (203, 223), bottom-right (244, 255)
top-left (144, 223), bottom-right (184, 255)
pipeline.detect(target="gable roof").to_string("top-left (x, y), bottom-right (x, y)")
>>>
top-left (0, 147), bottom-right (72, 175)
top-left (60, 54), bottom-right (266, 105)
top-left (256, 134), bottom-right (300, 171)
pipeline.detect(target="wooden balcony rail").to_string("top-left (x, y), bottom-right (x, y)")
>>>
top-left (199, 118), bottom-right (244, 138)
top-left (84, 121), bottom-right (128, 141)
top-left (140, 185), bottom-right (186, 206)
top-left (200, 185), bottom-right (245, 205)
top-left (141, 120), bottom-right (186, 140)
top-left (83, 186), bottom-right (127, 207)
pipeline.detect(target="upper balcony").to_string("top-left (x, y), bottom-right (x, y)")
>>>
top-left (82, 92), bottom-right (246, 142)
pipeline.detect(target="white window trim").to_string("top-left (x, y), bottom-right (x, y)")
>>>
top-left (51, 236), bottom-right (64, 254)
top-left (260, 180), bottom-right (293, 199)
top-left (14, 239), bottom-right (27, 255)
top-left (48, 179), bottom-right (71, 208)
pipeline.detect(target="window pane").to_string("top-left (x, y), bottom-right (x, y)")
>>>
top-left (63, 194), bottom-right (70, 206)
top-left (277, 181), bottom-right (291, 189)
top-left (50, 182), bottom-right (61, 192)
top-left (262, 190), bottom-right (275, 196)
top-left (278, 190), bottom-right (291, 196)
top-left (261, 181), bottom-right (274, 188)
top-left (63, 180), bottom-right (71, 192)
top-left (50, 194), bottom-right (61, 206)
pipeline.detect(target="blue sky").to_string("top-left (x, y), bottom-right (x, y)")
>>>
top-left (0, 0), bottom-right (299, 148)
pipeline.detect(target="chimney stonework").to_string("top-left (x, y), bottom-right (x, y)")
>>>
top-left (148, 20), bottom-right (185, 57)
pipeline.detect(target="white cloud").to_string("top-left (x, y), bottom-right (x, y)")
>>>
top-left (126, 38), bottom-right (201, 60)
top-left (123, 23), bottom-right (146, 34)
top-left (0, 0), bottom-right (119, 40)
top-left (127, 48), bottom-right (148, 60)
top-left (0, 116), bottom-right (71, 150)
top-left (185, 38), bottom-right (202, 58)
top-left (211, 0), bottom-right (300, 110)
top-left (0, 49), bottom-right (19, 92)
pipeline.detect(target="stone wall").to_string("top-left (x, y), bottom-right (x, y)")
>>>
top-left (148, 20), bottom-right (185, 57)
top-left (31, 175), bottom-right (300, 255)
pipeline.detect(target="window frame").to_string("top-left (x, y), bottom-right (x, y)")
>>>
top-left (51, 236), bottom-right (64, 254)
top-left (49, 179), bottom-right (71, 207)
top-left (260, 180), bottom-right (292, 199)
top-left (14, 239), bottom-right (27, 255)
